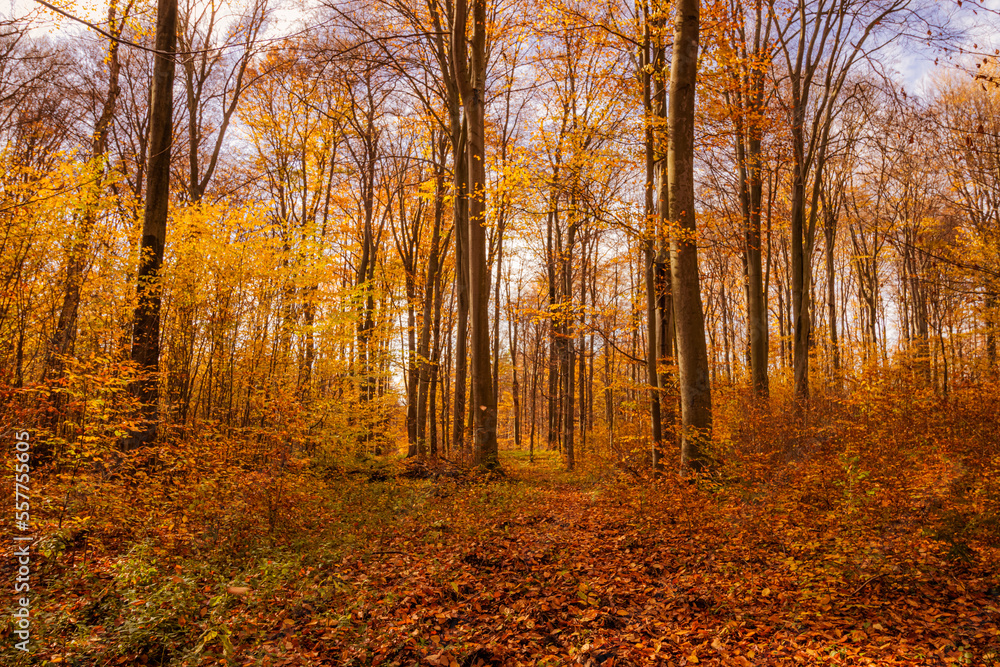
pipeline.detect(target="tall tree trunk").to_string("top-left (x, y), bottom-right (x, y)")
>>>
top-left (824, 195), bottom-right (840, 377)
top-left (721, 283), bottom-right (733, 382)
top-left (743, 0), bottom-right (769, 397)
top-left (451, 120), bottom-right (469, 459)
top-left (507, 281), bottom-right (521, 450)
top-left (654, 34), bottom-right (676, 470)
top-left (406, 292), bottom-right (418, 449)
top-left (578, 240), bottom-right (588, 458)
top-left (790, 138), bottom-right (810, 398)
top-left (417, 141), bottom-right (447, 458)
top-left (453, 0), bottom-right (497, 468)
top-left (492, 230), bottom-right (502, 399)
top-left (529, 327), bottom-right (539, 462)
top-left (668, 0), bottom-right (712, 472)
top-left (640, 22), bottom-right (664, 469)
top-left (430, 237), bottom-right (446, 459)
top-left (546, 207), bottom-right (561, 452)
top-left (986, 288), bottom-right (997, 371)
top-left (355, 135), bottom-right (379, 452)
top-left (744, 121), bottom-right (768, 396)
top-left (128, 0), bottom-right (178, 446)
top-left (561, 212), bottom-right (576, 470)
top-left (911, 254), bottom-right (931, 382)
top-left (46, 0), bottom-right (122, 383)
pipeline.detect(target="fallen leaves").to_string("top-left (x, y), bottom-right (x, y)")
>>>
top-left (253, 460), bottom-right (999, 666)
top-left (425, 650), bottom-right (460, 666)
top-left (13, 415), bottom-right (1000, 667)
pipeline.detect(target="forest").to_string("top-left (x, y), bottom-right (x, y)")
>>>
top-left (1, 0), bottom-right (1000, 663)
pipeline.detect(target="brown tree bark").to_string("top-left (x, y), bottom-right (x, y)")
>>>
top-left (821, 187), bottom-right (841, 377)
top-left (452, 0), bottom-right (498, 468)
top-left (770, 0), bottom-right (909, 398)
top-left (45, 0), bottom-right (123, 382)
top-left (417, 135), bottom-right (450, 458)
top-left (668, 0), bottom-right (712, 472)
top-left (732, 0), bottom-right (770, 397)
top-left (640, 14), bottom-right (665, 469)
top-left (128, 0), bottom-right (178, 446)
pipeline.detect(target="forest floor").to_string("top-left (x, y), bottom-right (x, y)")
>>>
top-left (5, 437), bottom-right (1000, 667)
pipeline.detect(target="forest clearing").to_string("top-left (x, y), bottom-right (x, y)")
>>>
top-left (3, 0), bottom-right (1000, 663)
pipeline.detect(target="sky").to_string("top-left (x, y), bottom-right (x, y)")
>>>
top-left (899, 0), bottom-right (1000, 96)
top-left (5, 0), bottom-right (310, 46)
top-left (6, 0), bottom-right (1000, 100)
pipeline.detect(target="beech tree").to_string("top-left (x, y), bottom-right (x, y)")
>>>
top-left (669, 0), bottom-right (712, 471)
top-left (451, 0), bottom-right (499, 467)
top-left (6, 0), bottom-right (1000, 479)
top-left (128, 0), bottom-right (178, 445)
top-left (43, 1), bottom-right (126, 385)
top-left (767, 0), bottom-right (913, 399)
top-left (721, 0), bottom-right (773, 396)
top-left (936, 67), bottom-right (1000, 372)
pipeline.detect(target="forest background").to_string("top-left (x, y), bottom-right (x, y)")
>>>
top-left (2, 0), bottom-right (1000, 663)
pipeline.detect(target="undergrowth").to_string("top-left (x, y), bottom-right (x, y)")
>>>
top-left (1, 374), bottom-right (998, 665)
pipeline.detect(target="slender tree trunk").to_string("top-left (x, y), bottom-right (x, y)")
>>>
top-left (641, 26), bottom-right (664, 469)
top-left (654, 44), bottom-right (676, 469)
top-left (492, 232), bottom-right (502, 400)
top-left (824, 198), bottom-right (840, 376)
top-left (430, 244), bottom-right (445, 459)
top-left (604, 332), bottom-right (614, 454)
top-left (668, 0), bottom-right (712, 472)
top-left (451, 120), bottom-right (469, 459)
top-left (562, 215), bottom-right (576, 471)
top-left (546, 208), bottom-right (561, 452)
top-left (790, 144), bottom-right (810, 398)
top-left (46, 0), bottom-right (122, 383)
top-left (508, 285), bottom-right (521, 449)
top-left (745, 0), bottom-right (769, 397)
top-left (406, 293), bottom-right (418, 450)
top-left (417, 148), bottom-right (445, 458)
top-left (987, 290), bottom-right (997, 371)
top-left (721, 282), bottom-right (732, 382)
top-left (911, 253), bottom-right (931, 382)
top-left (355, 138), bottom-right (379, 452)
top-left (578, 243), bottom-right (587, 458)
top-left (128, 0), bottom-right (178, 446)
top-left (745, 124), bottom-right (768, 396)
top-left (442, 285), bottom-right (454, 455)
top-left (529, 327), bottom-right (538, 462)
top-left (453, 0), bottom-right (497, 468)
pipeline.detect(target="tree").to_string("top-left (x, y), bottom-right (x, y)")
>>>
top-left (43, 4), bottom-right (126, 382)
top-left (166, 0), bottom-right (271, 423)
top-left (669, 0), bottom-right (712, 471)
top-left (638, 0), bottom-right (674, 471)
top-left (720, 0), bottom-right (773, 396)
top-left (936, 66), bottom-right (1000, 372)
top-left (768, 0), bottom-right (911, 399)
top-left (128, 0), bottom-right (178, 445)
top-left (452, 0), bottom-right (499, 468)
top-left (0, 28), bottom-right (75, 390)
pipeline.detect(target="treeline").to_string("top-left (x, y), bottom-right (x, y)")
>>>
top-left (1, 0), bottom-right (998, 472)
